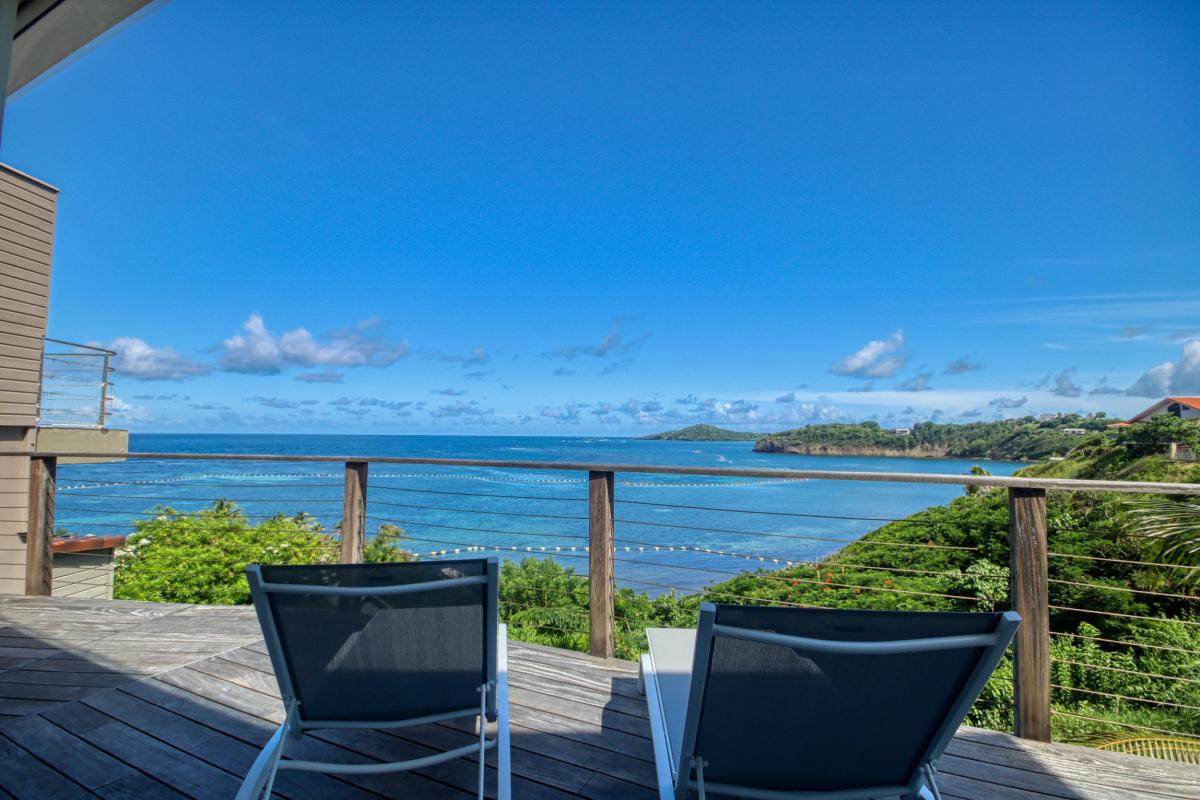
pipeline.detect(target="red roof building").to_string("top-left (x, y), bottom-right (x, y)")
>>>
top-left (1123, 397), bottom-right (1200, 424)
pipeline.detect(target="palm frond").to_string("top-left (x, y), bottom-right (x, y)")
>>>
top-left (1125, 498), bottom-right (1200, 584)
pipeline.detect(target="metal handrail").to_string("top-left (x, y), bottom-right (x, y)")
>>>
top-left (13, 450), bottom-right (1200, 494)
top-left (42, 337), bottom-right (117, 356)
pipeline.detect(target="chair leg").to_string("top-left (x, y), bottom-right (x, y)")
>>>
top-left (904, 764), bottom-right (942, 800)
top-left (478, 683), bottom-right (490, 800)
top-left (497, 624), bottom-right (512, 800)
top-left (236, 722), bottom-right (288, 800)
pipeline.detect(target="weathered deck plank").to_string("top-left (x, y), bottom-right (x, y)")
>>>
top-left (0, 596), bottom-right (1197, 800)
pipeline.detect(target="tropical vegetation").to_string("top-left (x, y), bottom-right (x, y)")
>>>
top-left (113, 503), bottom-right (410, 605)
top-left (754, 414), bottom-right (1116, 460)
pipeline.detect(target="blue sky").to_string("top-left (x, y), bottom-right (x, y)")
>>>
top-left (3, 1), bottom-right (1198, 434)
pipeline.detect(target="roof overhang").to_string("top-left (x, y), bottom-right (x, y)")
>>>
top-left (1126, 397), bottom-right (1200, 424)
top-left (7, 0), bottom-right (157, 95)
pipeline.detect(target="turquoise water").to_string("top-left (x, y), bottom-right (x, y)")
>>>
top-left (55, 434), bottom-right (1023, 593)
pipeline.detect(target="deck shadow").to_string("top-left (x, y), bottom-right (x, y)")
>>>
top-left (1, 597), bottom-right (1198, 800)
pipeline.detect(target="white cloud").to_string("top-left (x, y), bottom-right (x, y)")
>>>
top-left (431, 400), bottom-right (494, 418)
top-left (541, 403), bottom-right (583, 422)
top-left (766, 398), bottom-right (842, 426)
top-left (357, 398), bottom-right (414, 411)
top-left (943, 356), bottom-right (982, 375)
top-left (897, 372), bottom-right (933, 392)
top-left (1127, 340), bottom-right (1200, 397)
top-left (831, 330), bottom-right (908, 379)
top-left (219, 313), bottom-right (409, 374)
top-left (1050, 368), bottom-right (1082, 398)
top-left (544, 318), bottom-right (650, 365)
top-left (109, 337), bottom-right (209, 381)
top-left (428, 346), bottom-right (490, 367)
top-left (295, 371), bottom-right (344, 383)
top-left (247, 396), bottom-right (301, 409)
top-left (107, 395), bottom-right (151, 422)
top-left (694, 397), bottom-right (758, 419)
top-left (1117, 325), bottom-right (1150, 340)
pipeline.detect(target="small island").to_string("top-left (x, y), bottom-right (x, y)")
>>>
top-left (640, 424), bottom-right (762, 441)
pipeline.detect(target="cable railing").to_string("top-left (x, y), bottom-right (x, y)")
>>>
top-left (37, 338), bottom-right (116, 429)
top-left (10, 448), bottom-right (1200, 758)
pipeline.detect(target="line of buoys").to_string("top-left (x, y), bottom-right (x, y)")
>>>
top-left (411, 541), bottom-right (801, 567)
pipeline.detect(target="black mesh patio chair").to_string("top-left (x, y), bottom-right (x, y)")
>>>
top-left (639, 602), bottom-right (1019, 800)
top-left (236, 559), bottom-right (509, 800)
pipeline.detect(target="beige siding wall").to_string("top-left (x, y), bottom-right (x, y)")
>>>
top-left (0, 164), bottom-right (55, 426)
top-left (0, 426), bottom-right (33, 594)
top-left (0, 164), bottom-right (57, 595)
top-left (51, 550), bottom-right (116, 600)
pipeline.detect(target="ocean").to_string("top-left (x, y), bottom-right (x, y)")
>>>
top-left (55, 434), bottom-right (1024, 593)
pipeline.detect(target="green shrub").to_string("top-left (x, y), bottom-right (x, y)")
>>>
top-left (112, 501), bottom-right (408, 604)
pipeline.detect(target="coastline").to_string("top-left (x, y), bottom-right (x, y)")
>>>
top-left (751, 444), bottom-right (1026, 461)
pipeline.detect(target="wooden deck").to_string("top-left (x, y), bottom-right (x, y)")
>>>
top-left (1, 597), bottom-right (1198, 800)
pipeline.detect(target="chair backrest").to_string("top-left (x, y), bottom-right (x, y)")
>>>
top-left (678, 603), bottom-right (1019, 795)
top-left (246, 559), bottom-right (499, 724)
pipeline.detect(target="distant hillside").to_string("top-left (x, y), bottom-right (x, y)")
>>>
top-left (642, 424), bottom-right (761, 441)
top-left (754, 415), bottom-right (1115, 461)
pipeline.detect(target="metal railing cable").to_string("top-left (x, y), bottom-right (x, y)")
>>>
top-left (615, 576), bottom-right (822, 609)
top-left (607, 553), bottom-right (976, 601)
top-left (1050, 684), bottom-right (1200, 713)
top-left (1050, 630), bottom-right (1200, 657)
top-left (57, 491), bottom-right (346, 502)
top-left (610, 534), bottom-right (968, 577)
top-left (1050, 659), bottom-right (1200, 686)
top-left (1049, 604), bottom-right (1200, 627)
top-left (1046, 578), bottom-right (1199, 601)
top-left (56, 509), bottom-right (345, 526)
top-left (364, 515), bottom-right (586, 542)
top-left (616, 497), bottom-right (943, 524)
top-left (1051, 711), bottom-right (1200, 740)
top-left (368, 497), bottom-right (588, 521)
top-left (368, 484), bottom-right (587, 503)
top-left (1047, 551), bottom-right (1200, 571)
top-left (613, 515), bottom-right (978, 551)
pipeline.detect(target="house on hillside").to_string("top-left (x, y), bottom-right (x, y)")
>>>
top-left (1123, 397), bottom-right (1200, 423)
top-left (1112, 397), bottom-right (1200, 462)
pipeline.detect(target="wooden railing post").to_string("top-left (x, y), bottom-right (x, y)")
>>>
top-left (588, 470), bottom-right (615, 659)
top-left (25, 456), bottom-right (56, 596)
top-left (341, 460), bottom-right (368, 564)
top-left (1009, 487), bottom-right (1051, 742)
